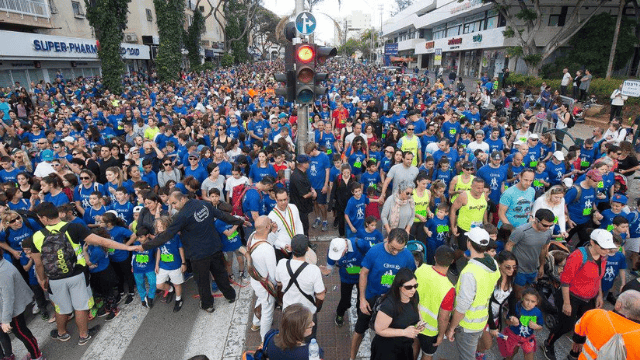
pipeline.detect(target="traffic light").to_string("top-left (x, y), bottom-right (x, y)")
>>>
top-left (295, 43), bottom-right (316, 104)
top-left (313, 46), bottom-right (337, 97)
top-left (274, 70), bottom-right (295, 103)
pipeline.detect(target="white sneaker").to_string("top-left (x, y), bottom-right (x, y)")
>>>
top-left (32, 303), bottom-right (40, 315)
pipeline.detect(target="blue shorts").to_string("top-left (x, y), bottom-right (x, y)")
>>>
top-left (314, 189), bottom-right (328, 205)
top-left (514, 271), bottom-right (537, 287)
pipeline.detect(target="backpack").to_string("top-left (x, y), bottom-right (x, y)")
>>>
top-left (231, 184), bottom-right (260, 220)
top-left (39, 224), bottom-right (77, 280)
top-left (570, 185), bottom-right (583, 204)
top-left (589, 312), bottom-right (640, 359)
top-left (567, 113), bottom-right (576, 128)
top-left (241, 329), bottom-right (279, 360)
top-left (369, 295), bottom-right (387, 331)
top-left (245, 234), bottom-right (279, 301)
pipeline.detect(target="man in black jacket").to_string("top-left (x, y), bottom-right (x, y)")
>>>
top-left (140, 191), bottom-right (246, 312)
top-left (289, 155), bottom-right (316, 236)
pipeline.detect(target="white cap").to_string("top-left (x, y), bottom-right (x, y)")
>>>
top-left (513, 140), bottom-right (524, 146)
top-left (553, 151), bottom-right (565, 161)
top-left (133, 206), bottom-right (143, 213)
top-left (464, 227), bottom-right (491, 246)
top-left (105, 210), bottom-right (118, 217)
top-left (62, 136), bottom-right (75, 143)
top-left (328, 238), bottom-right (347, 261)
top-left (529, 133), bottom-right (539, 139)
top-left (562, 178), bottom-right (573, 188)
top-left (590, 229), bottom-right (617, 249)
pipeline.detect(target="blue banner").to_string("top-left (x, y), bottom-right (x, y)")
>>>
top-left (384, 43), bottom-right (398, 56)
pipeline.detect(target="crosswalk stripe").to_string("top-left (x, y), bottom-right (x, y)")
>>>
top-left (80, 303), bottom-right (151, 360)
top-left (182, 284), bottom-right (252, 360)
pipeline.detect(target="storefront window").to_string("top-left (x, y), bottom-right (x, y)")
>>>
top-left (11, 70), bottom-right (28, 89)
top-left (28, 70), bottom-right (43, 84)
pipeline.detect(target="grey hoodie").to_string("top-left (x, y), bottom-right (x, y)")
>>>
top-left (0, 258), bottom-right (34, 324)
top-left (455, 254), bottom-right (499, 332)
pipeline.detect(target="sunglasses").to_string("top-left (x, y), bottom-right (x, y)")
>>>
top-left (80, 176), bottom-right (91, 180)
top-left (403, 284), bottom-right (418, 290)
top-left (189, 157), bottom-right (198, 160)
top-left (131, 151), bottom-right (139, 154)
top-left (72, 153), bottom-right (79, 155)
top-left (8, 217), bottom-right (21, 224)
top-left (464, 167), bottom-right (474, 171)
top-left (503, 265), bottom-right (516, 270)
top-left (407, 128), bottom-right (415, 131)
top-left (163, 163), bottom-right (172, 166)
top-left (405, 191), bottom-right (413, 196)
top-left (537, 220), bottom-right (554, 228)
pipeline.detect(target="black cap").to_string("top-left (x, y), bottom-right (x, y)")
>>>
top-left (291, 234), bottom-right (309, 257)
top-left (462, 161), bottom-right (474, 169)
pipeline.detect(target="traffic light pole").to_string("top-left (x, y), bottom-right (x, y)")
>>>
top-left (297, 104), bottom-right (309, 155)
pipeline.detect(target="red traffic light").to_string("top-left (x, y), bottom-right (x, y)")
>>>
top-left (296, 45), bottom-right (315, 63)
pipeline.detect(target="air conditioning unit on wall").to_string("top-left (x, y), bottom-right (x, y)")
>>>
top-left (124, 33), bottom-right (138, 43)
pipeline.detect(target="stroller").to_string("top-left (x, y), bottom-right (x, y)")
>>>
top-left (534, 241), bottom-right (570, 330)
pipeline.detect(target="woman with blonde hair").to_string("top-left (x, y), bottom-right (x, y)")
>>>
top-left (531, 185), bottom-right (567, 238)
top-left (12, 150), bottom-right (32, 173)
top-left (264, 303), bottom-right (324, 359)
top-left (105, 166), bottom-right (125, 203)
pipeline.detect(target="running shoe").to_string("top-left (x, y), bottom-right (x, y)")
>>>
top-left (97, 307), bottom-right (108, 317)
top-left (475, 352), bottom-right (486, 360)
top-left (542, 343), bottom-right (557, 360)
top-left (335, 315), bottom-right (344, 327)
top-left (165, 289), bottom-right (175, 304)
top-left (203, 306), bottom-right (215, 313)
top-left (312, 218), bottom-right (321, 229)
top-left (141, 299), bottom-right (148, 308)
top-left (41, 310), bottom-right (49, 321)
top-left (173, 299), bottom-right (183, 312)
top-left (321, 221), bottom-right (328, 231)
top-left (32, 303), bottom-right (40, 315)
top-left (183, 272), bottom-right (194, 282)
top-left (49, 330), bottom-right (70, 342)
top-left (124, 293), bottom-right (134, 305)
top-left (250, 324), bottom-right (260, 332)
top-left (147, 297), bottom-right (154, 309)
top-left (105, 308), bottom-right (120, 321)
top-left (78, 325), bottom-right (100, 346)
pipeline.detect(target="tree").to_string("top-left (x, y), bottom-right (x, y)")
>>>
top-left (155, 0), bottom-right (185, 81)
top-left (494, 0), bottom-right (608, 76)
top-left (203, 0), bottom-right (259, 55)
top-left (392, 0), bottom-right (413, 15)
top-left (185, 8), bottom-right (206, 70)
top-left (252, 6), bottom-right (283, 60)
top-left (85, 0), bottom-right (131, 93)
top-left (225, 0), bottom-right (250, 63)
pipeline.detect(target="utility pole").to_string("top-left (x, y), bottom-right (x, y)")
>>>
top-left (295, 0), bottom-right (308, 155)
top-left (379, 4), bottom-right (384, 65)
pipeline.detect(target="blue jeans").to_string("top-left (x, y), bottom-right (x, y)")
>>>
top-left (134, 271), bottom-right (156, 301)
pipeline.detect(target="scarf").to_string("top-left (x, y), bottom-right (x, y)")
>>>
top-left (389, 194), bottom-right (414, 229)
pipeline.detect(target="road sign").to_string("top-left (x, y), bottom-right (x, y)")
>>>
top-left (622, 79), bottom-right (640, 97)
top-left (296, 12), bottom-right (316, 35)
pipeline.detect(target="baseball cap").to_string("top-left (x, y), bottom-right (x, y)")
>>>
top-left (40, 149), bottom-right (54, 162)
top-left (133, 206), bottom-right (143, 213)
top-left (529, 133), bottom-right (539, 140)
top-left (553, 151), bottom-right (565, 161)
top-left (328, 238), bottom-right (348, 261)
top-left (291, 234), bottom-right (310, 257)
top-left (296, 154), bottom-right (309, 163)
top-left (465, 227), bottom-right (491, 246)
top-left (562, 178), bottom-right (573, 187)
top-left (590, 229), bottom-right (616, 249)
top-left (586, 169), bottom-right (603, 182)
top-left (490, 151), bottom-right (503, 160)
top-left (612, 194), bottom-right (628, 204)
top-left (62, 136), bottom-right (75, 143)
top-left (188, 151), bottom-right (200, 159)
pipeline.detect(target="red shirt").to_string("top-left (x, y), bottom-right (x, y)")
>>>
top-left (432, 267), bottom-right (455, 311)
top-left (332, 108), bottom-right (349, 129)
top-left (560, 247), bottom-right (607, 301)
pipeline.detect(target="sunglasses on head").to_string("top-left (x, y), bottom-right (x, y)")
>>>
top-left (403, 284), bottom-right (418, 290)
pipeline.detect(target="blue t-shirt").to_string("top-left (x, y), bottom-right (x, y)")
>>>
top-left (361, 243), bottom-right (416, 299)
top-left (107, 226), bottom-right (133, 263)
top-left (158, 235), bottom-right (183, 270)
top-left (599, 209), bottom-right (631, 231)
top-left (1, 219), bottom-right (42, 252)
top-left (8, 199), bottom-right (30, 211)
top-left (326, 237), bottom-right (369, 284)
top-left (249, 164), bottom-right (277, 183)
top-left (307, 152), bottom-right (331, 190)
top-left (131, 241), bottom-right (155, 274)
top-left (0, 168), bottom-right (20, 183)
top-left (215, 219), bottom-right (242, 252)
top-left (533, 172), bottom-right (549, 193)
top-left (356, 228), bottom-right (384, 248)
top-left (360, 171), bottom-right (381, 190)
top-left (83, 205), bottom-right (108, 226)
top-left (485, 138), bottom-right (504, 153)
top-left (44, 191), bottom-right (70, 206)
top-left (545, 160), bottom-right (566, 186)
top-left (348, 151), bottom-right (367, 176)
top-left (88, 244), bottom-right (110, 274)
top-left (601, 251), bottom-right (626, 293)
top-left (329, 166), bottom-right (341, 183)
top-left (499, 186), bottom-right (535, 228)
top-left (508, 303), bottom-right (543, 338)
top-left (19, 253), bottom-right (38, 285)
top-left (242, 188), bottom-right (264, 222)
top-left (441, 121), bottom-right (461, 144)
top-left (111, 201), bottom-right (134, 224)
top-left (74, 183), bottom-right (108, 209)
top-left (345, 196), bottom-right (369, 231)
top-left (565, 185), bottom-right (597, 224)
top-left (477, 164), bottom-right (507, 205)
top-left (185, 165), bottom-right (208, 184)
top-left (426, 216), bottom-right (450, 245)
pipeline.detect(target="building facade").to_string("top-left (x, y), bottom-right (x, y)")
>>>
top-left (334, 11), bottom-right (372, 46)
top-left (0, 0), bottom-right (225, 85)
top-left (382, 0), bottom-right (627, 78)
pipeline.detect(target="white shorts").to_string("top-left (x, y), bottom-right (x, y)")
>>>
top-left (156, 268), bottom-right (184, 285)
top-left (625, 237), bottom-right (640, 253)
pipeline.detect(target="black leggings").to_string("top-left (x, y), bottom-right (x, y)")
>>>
top-left (336, 208), bottom-right (346, 237)
top-left (567, 219), bottom-right (594, 248)
top-left (546, 295), bottom-right (595, 347)
top-left (0, 312), bottom-right (41, 359)
top-left (336, 281), bottom-right (361, 318)
top-left (111, 257), bottom-right (136, 295)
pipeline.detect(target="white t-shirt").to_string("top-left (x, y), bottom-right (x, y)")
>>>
top-left (467, 141), bottom-right (490, 155)
top-left (275, 258), bottom-right (325, 313)
top-left (225, 176), bottom-right (250, 196)
top-left (561, 72), bottom-right (572, 86)
top-left (248, 237), bottom-right (278, 300)
top-left (531, 196), bottom-right (566, 232)
top-left (490, 287), bottom-right (512, 321)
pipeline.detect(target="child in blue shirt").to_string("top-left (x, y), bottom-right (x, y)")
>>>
top-left (598, 194), bottom-right (629, 231)
top-left (356, 217), bottom-right (384, 249)
top-left (131, 226), bottom-right (157, 308)
top-left (433, 158), bottom-right (453, 189)
top-left (84, 191), bottom-right (109, 228)
top-left (498, 288), bottom-right (544, 360)
top-left (215, 219), bottom-right (246, 282)
top-left (84, 228), bottom-right (120, 320)
top-left (360, 160), bottom-right (381, 191)
top-left (368, 142), bottom-right (383, 164)
top-left (533, 162), bottom-right (550, 197)
top-left (424, 203), bottom-right (451, 265)
top-left (101, 212), bottom-right (136, 304)
top-left (345, 182), bottom-right (369, 237)
top-left (155, 216), bottom-right (186, 312)
top-left (603, 228), bottom-right (628, 305)
top-left (111, 187), bottom-right (134, 224)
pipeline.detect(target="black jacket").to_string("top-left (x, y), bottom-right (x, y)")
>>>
top-left (142, 199), bottom-right (244, 260)
top-left (289, 168), bottom-right (313, 214)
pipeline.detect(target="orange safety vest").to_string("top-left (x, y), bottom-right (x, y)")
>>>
top-left (575, 309), bottom-right (640, 360)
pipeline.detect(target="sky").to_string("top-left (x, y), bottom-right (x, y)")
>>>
top-left (261, 0), bottom-right (396, 45)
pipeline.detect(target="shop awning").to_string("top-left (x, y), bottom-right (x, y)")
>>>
top-left (390, 56), bottom-right (415, 62)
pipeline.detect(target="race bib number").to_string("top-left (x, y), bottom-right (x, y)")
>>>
top-left (597, 181), bottom-right (604, 189)
top-left (416, 210), bottom-right (427, 217)
top-left (326, 149), bottom-right (332, 155)
top-left (136, 254), bottom-right (149, 264)
top-left (346, 266), bottom-right (361, 275)
top-left (354, 161), bottom-right (362, 168)
top-left (520, 315), bottom-right (537, 327)
top-left (554, 216), bottom-right (558, 224)
top-left (607, 224), bottom-right (614, 231)
top-left (108, 248), bottom-right (115, 253)
top-left (581, 160), bottom-right (590, 168)
top-left (519, 137), bottom-right (527, 142)
top-left (529, 161), bottom-right (538, 168)
top-left (161, 253), bottom-right (175, 262)
top-left (583, 208), bottom-right (592, 216)
top-left (437, 224), bottom-right (450, 233)
top-left (533, 180), bottom-right (543, 188)
top-left (449, 129), bottom-right (456, 135)
top-left (229, 230), bottom-right (239, 240)
top-left (381, 274), bottom-right (395, 285)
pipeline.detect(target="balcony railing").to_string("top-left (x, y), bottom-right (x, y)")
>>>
top-left (0, 0), bottom-right (50, 18)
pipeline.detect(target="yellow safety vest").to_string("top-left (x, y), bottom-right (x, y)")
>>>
top-left (457, 190), bottom-right (487, 231)
top-left (32, 221), bottom-right (87, 268)
top-left (415, 264), bottom-right (454, 336)
top-left (413, 189), bottom-right (430, 223)
top-left (455, 259), bottom-right (500, 331)
top-left (452, 175), bottom-right (474, 203)
top-left (401, 136), bottom-right (419, 167)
